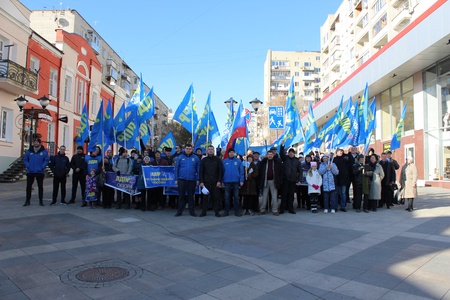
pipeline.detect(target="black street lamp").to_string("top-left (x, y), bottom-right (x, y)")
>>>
top-left (14, 95), bottom-right (50, 150)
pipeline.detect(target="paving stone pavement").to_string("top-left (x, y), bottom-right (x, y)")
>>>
top-left (0, 179), bottom-right (449, 300)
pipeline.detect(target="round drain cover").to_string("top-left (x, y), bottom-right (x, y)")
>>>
top-left (75, 267), bottom-right (129, 283)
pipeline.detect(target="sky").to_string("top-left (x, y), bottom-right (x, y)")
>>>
top-left (20, 0), bottom-right (342, 142)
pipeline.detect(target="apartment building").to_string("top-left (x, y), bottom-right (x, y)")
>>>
top-left (0, 0), bottom-right (38, 172)
top-left (28, 8), bottom-right (169, 151)
top-left (261, 50), bottom-right (322, 144)
top-left (317, 0), bottom-right (450, 187)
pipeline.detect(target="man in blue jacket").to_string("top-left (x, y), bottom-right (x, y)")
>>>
top-left (174, 144), bottom-right (200, 217)
top-left (23, 138), bottom-right (50, 206)
top-left (222, 148), bottom-right (244, 217)
top-left (49, 145), bottom-right (70, 205)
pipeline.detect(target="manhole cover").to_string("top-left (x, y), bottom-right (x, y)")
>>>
top-left (60, 259), bottom-right (142, 288)
top-left (75, 267), bottom-right (129, 283)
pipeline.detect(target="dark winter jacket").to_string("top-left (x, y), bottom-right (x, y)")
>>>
top-left (49, 152), bottom-right (70, 178)
top-left (24, 146), bottom-right (49, 174)
top-left (70, 153), bottom-right (86, 176)
top-left (258, 157), bottom-right (283, 190)
top-left (333, 155), bottom-right (351, 186)
top-left (280, 145), bottom-right (301, 183)
top-left (199, 155), bottom-right (223, 186)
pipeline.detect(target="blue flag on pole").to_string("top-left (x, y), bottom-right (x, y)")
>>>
top-left (194, 92), bottom-right (219, 151)
top-left (114, 102), bottom-right (126, 134)
top-left (363, 99), bottom-right (377, 153)
top-left (314, 96), bottom-right (343, 149)
top-left (332, 97), bottom-right (353, 148)
top-left (88, 99), bottom-right (104, 152)
top-left (116, 110), bottom-right (140, 150)
top-left (304, 102), bottom-right (318, 143)
top-left (103, 99), bottom-right (114, 147)
top-left (225, 100), bottom-right (247, 158)
top-left (173, 84), bottom-right (198, 137)
top-left (390, 104), bottom-right (407, 151)
top-left (158, 132), bottom-right (177, 154)
top-left (139, 122), bottom-right (151, 147)
top-left (137, 86), bottom-right (155, 125)
top-left (358, 83), bottom-right (369, 144)
top-left (76, 102), bottom-right (89, 146)
top-left (281, 76), bottom-right (304, 147)
top-left (126, 73), bottom-right (144, 115)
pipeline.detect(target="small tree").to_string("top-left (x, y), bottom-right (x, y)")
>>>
top-left (166, 121), bottom-right (192, 147)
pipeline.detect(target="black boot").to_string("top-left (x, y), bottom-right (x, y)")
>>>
top-left (406, 198), bottom-right (414, 212)
top-left (23, 201), bottom-right (30, 207)
top-left (39, 200), bottom-right (44, 206)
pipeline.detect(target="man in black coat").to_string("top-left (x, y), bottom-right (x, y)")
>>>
top-left (379, 152), bottom-right (396, 208)
top-left (69, 146), bottom-right (86, 204)
top-left (279, 145), bottom-right (301, 214)
top-left (333, 148), bottom-right (351, 212)
top-left (199, 145), bottom-right (223, 217)
top-left (49, 145), bottom-right (71, 205)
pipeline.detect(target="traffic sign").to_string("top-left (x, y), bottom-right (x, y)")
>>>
top-left (268, 106), bottom-right (284, 129)
top-left (244, 108), bottom-right (252, 124)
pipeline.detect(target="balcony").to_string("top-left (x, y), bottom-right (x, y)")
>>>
top-left (391, 0), bottom-right (406, 8)
top-left (302, 64), bottom-right (315, 72)
top-left (0, 60), bottom-right (38, 94)
top-left (392, 7), bottom-right (412, 32)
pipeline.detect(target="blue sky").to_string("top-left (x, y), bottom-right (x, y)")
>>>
top-left (21, 0), bottom-right (342, 139)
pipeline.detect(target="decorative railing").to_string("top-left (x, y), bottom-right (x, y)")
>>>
top-left (0, 59), bottom-right (37, 91)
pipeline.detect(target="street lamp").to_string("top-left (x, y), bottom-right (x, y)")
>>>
top-left (249, 98), bottom-right (263, 145)
top-left (224, 97), bottom-right (237, 110)
top-left (14, 95), bottom-right (49, 150)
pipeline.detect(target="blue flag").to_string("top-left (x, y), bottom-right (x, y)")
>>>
top-left (114, 102), bottom-right (126, 134)
top-left (88, 99), bottom-right (104, 152)
top-left (332, 97), bottom-right (353, 148)
top-left (220, 103), bottom-right (235, 149)
top-left (304, 102), bottom-right (318, 143)
top-left (281, 76), bottom-right (304, 147)
top-left (103, 99), bottom-right (115, 147)
top-left (358, 83), bottom-right (369, 144)
top-left (76, 102), bottom-right (89, 145)
top-left (225, 100), bottom-right (247, 158)
top-left (116, 110), bottom-right (140, 150)
top-left (137, 86), bottom-right (155, 125)
top-left (158, 131), bottom-right (177, 154)
top-left (126, 73), bottom-right (144, 114)
top-left (390, 104), bottom-right (407, 151)
top-left (173, 84), bottom-right (198, 137)
top-left (139, 122), bottom-right (151, 147)
top-left (194, 92), bottom-right (219, 151)
top-left (314, 96), bottom-right (343, 149)
top-left (363, 99), bottom-right (377, 153)
top-left (338, 100), bottom-right (360, 147)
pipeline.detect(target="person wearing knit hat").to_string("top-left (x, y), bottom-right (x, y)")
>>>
top-left (69, 145), bottom-right (87, 204)
top-left (318, 153), bottom-right (339, 213)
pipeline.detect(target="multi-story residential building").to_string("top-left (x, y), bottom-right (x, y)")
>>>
top-left (0, 0), bottom-right (39, 172)
top-left (261, 50), bottom-right (322, 144)
top-left (28, 8), bottom-right (169, 152)
top-left (26, 31), bottom-right (63, 155)
top-left (317, 0), bottom-right (450, 187)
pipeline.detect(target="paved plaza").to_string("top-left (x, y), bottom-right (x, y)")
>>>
top-left (0, 180), bottom-right (449, 300)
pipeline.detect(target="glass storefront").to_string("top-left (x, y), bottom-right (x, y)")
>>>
top-left (380, 76), bottom-right (414, 141)
top-left (424, 55), bottom-right (450, 180)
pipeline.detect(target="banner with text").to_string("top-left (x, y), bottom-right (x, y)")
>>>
top-left (142, 166), bottom-right (176, 188)
top-left (104, 172), bottom-right (140, 195)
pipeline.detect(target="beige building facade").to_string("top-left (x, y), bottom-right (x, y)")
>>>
top-left (260, 50), bottom-right (322, 144)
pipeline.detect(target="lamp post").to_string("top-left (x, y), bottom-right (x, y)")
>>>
top-left (249, 97), bottom-right (263, 145)
top-left (224, 97), bottom-right (237, 111)
top-left (14, 95), bottom-right (49, 150)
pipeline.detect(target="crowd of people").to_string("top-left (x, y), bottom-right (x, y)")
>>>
top-left (22, 138), bottom-right (419, 216)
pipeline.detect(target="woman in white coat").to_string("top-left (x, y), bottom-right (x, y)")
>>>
top-left (306, 161), bottom-right (322, 213)
top-left (402, 156), bottom-right (418, 212)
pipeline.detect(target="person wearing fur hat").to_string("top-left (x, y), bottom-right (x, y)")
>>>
top-left (306, 161), bottom-right (322, 213)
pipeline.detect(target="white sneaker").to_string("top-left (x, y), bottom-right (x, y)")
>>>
top-left (324, 209), bottom-right (328, 214)
top-left (331, 209), bottom-right (336, 214)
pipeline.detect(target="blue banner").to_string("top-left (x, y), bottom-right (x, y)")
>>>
top-left (104, 172), bottom-right (140, 195)
top-left (142, 166), bottom-right (176, 188)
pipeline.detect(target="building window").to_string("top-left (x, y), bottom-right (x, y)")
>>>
top-left (48, 122), bottom-right (54, 143)
top-left (295, 62), bottom-right (299, 67)
top-left (380, 76), bottom-right (414, 141)
top-left (314, 68), bottom-right (321, 73)
top-left (294, 72), bottom-right (300, 76)
top-left (372, 0), bottom-right (386, 15)
top-left (29, 56), bottom-right (40, 73)
top-left (316, 56), bottom-right (320, 61)
top-left (304, 72), bottom-right (312, 77)
top-left (373, 14), bottom-right (387, 37)
top-left (63, 125), bottom-right (70, 151)
top-left (0, 39), bottom-right (3, 60)
top-left (0, 108), bottom-right (13, 142)
top-left (91, 92), bottom-right (98, 116)
top-left (294, 82), bottom-right (299, 87)
top-left (64, 75), bottom-right (72, 103)
top-left (304, 62), bottom-right (312, 67)
top-left (49, 68), bottom-right (58, 97)
top-left (76, 78), bottom-right (85, 114)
